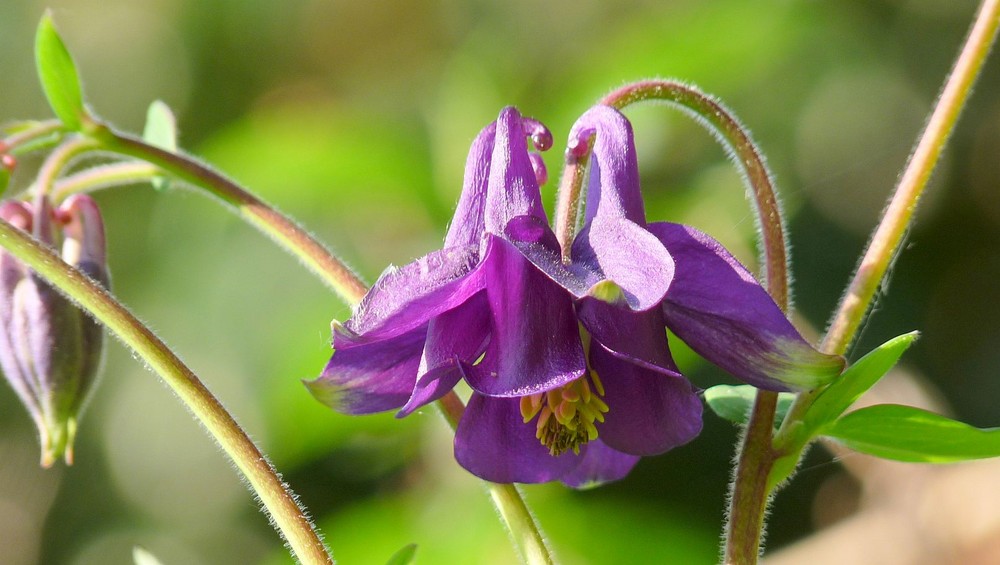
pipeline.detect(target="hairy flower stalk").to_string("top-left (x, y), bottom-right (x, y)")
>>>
top-left (0, 194), bottom-right (107, 466)
top-left (309, 106), bottom-right (843, 487)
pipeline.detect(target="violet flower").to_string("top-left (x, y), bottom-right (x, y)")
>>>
top-left (307, 106), bottom-right (842, 487)
top-left (0, 195), bottom-right (108, 467)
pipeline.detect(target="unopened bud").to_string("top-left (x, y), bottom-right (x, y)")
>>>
top-left (0, 194), bottom-right (108, 467)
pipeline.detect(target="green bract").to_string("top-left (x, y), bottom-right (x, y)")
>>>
top-left (35, 12), bottom-right (86, 131)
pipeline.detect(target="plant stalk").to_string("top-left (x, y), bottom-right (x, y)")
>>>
top-left (0, 217), bottom-right (333, 565)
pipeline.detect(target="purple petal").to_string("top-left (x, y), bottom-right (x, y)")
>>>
top-left (397, 291), bottom-right (490, 417)
top-left (305, 326), bottom-right (425, 414)
top-left (591, 345), bottom-right (702, 456)
top-left (482, 107), bottom-right (548, 235)
top-left (570, 105), bottom-right (647, 225)
top-left (649, 222), bottom-right (845, 391)
top-left (577, 298), bottom-right (681, 377)
top-left (561, 106), bottom-right (674, 310)
top-left (558, 441), bottom-right (640, 489)
top-left (464, 236), bottom-right (586, 397)
top-left (570, 218), bottom-right (674, 311)
top-left (444, 122), bottom-right (496, 248)
top-left (454, 393), bottom-right (580, 483)
top-left (346, 244), bottom-right (484, 340)
top-left (505, 214), bottom-right (603, 298)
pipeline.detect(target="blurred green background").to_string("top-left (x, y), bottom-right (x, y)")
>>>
top-left (1, 0), bottom-right (998, 563)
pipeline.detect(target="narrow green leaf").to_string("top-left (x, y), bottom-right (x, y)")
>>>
top-left (384, 543), bottom-right (417, 565)
top-left (705, 384), bottom-right (795, 427)
top-left (823, 404), bottom-right (1000, 462)
top-left (35, 12), bottom-right (86, 130)
top-left (143, 100), bottom-right (178, 190)
top-left (803, 331), bottom-right (919, 434)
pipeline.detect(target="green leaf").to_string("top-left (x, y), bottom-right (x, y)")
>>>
top-left (823, 404), bottom-right (1000, 462)
top-left (385, 543), bottom-right (417, 565)
top-left (35, 12), bottom-right (86, 130)
top-left (143, 100), bottom-right (178, 190)
top-left (704, 384), bottom-right (795, 427)
top-left (803, 332), bottom-right (918, 434)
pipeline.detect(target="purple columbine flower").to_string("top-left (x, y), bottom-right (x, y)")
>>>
top-left (0, 194), bottom-right (108, 467)
top-left (307, 106), bottom-right (843, 488)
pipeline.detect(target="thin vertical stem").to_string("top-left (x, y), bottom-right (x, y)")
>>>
top-left (778, 0), bottom-right (1000, 439)
top-left (823, 0), bottom-right (1000, 356)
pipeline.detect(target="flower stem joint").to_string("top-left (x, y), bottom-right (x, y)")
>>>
top-left (0, 194), bottom-right (108, 467)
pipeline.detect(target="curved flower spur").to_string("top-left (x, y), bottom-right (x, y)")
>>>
top-left (307, 106), bottom-right (844, 488)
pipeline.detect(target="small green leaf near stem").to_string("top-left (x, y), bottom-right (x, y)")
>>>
top-left (35, 12), bottom-right (88, 131)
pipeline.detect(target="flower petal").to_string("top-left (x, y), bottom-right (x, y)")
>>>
top-left (444, 122), bottom-right (496, 249)
top-left (455, 393), bottom-right (580, 483)
top-left (567, 105), bottom-right (673, 310)
top-left (346, 244), bottom-right (484, 340)
top-left (649, 222), bottom-right (845, 391)
top-left (558, 440), bottom-right (640, 489)
top-left (571, 219), bottom-right (674, 310)
top-left (591, 345), bottom-right (702, 456)
top-left (505, 214), bottom-right (603, 298)
top-left (464, 236), bottom-right (586, 397)
top-left (397, 291), bottom-right (490, 417)
top-left (305, 325), bottom-right (425, 414)
top-left (571, 105), bottom-right (647, 225)
top-left (482, 107), bottom-right (548, 235)
top-left (577, 298), bottom-right (682, 378)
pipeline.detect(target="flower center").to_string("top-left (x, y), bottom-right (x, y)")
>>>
top-left (519, 370), bottom-right (608, 456)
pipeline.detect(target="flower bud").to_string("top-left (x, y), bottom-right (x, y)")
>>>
top-left (0, 194), bottom-right (108, 467)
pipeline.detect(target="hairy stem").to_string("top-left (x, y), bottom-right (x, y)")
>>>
top-left (53, 161), bottom-right (160, 202)
top-left (0, 217), bottom-right (333, 565)
top-left (778, 0), bottom-right (1000, 441)
top-left (35, 137), bottom-right (98, 198)
top-left (85, 124), bottom-right (369, 305)
top-left (82, 119), bottom-right (554, 565)
top-left (599, 80), bottom-right (788, 306)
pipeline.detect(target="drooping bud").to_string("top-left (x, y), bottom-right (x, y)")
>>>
top-left (0, 194), bottom-right (108, 467)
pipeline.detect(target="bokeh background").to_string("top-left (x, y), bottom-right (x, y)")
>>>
top-left (1, 0), bottom-right (998, 563)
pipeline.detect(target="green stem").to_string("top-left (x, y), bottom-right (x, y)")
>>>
top-left (35, 137), bottom-right (98, 198)
top-left (52, 161), bottom-right (160, 202)
top-left (0, 217), bottom-right (333, 565)
top-left (777, 0), bottom-right (1000, 442)
top-left (1, 119), bottom-right (63, 154)
top-left (553, 151), bottom-right (589, 261)
top-left (84, 123), bottom-right (369, 305)
top-left (82, 118), bottom-right (554, 564)
top-left (437, 387), bottom-right (555, 565)
top-left (568, 80), bottom-right (789, 565)
top-left (599, 81), bottom-right (788, 306)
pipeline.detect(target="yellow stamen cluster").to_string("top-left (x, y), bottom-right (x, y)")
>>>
top-left (519, 371), bottom-right (608, 456)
